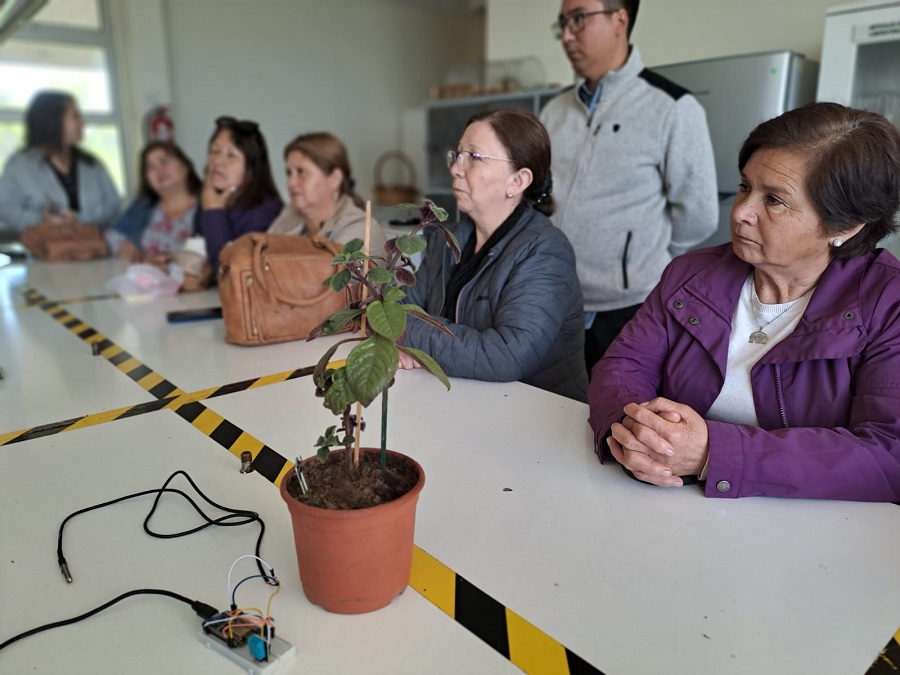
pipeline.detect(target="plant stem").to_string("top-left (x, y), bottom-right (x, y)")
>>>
top-left (380, 388), bottom-right (388, 471)
top-left (351, 201), bottom-right (373, 475)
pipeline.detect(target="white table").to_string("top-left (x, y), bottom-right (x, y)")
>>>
top-left (1, 258), bottom-right (898, 675)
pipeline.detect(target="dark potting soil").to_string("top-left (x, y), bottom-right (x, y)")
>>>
top-left (286, 451), bottom-right (419, 510)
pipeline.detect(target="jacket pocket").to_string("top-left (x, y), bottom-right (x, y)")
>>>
top-left (621, 231), bottom-right (632, 290)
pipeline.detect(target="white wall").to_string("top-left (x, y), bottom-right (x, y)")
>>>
top-left (487, 0), bottom-right (838, 85)
top-left (159, 0), bottom-right (483, 201)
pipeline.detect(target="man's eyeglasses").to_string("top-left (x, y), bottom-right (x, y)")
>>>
top-left (551, 9), bottom-right (619, 39)
top-left (215, 116), bottom-right (260, 134)
top-left (447, 150), bottom-right (515, 170)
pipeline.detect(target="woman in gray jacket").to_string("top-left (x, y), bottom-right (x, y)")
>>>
top-left (402, 108), bottom-right (587, 402)
top-left (0, 90), bottom-right (119, 232)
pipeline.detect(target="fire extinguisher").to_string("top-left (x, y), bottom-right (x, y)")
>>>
top-left (144, 105), bottom-right (175, 142)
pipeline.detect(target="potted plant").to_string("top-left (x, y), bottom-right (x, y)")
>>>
top-left (279, 200), bottom-right (459, 614)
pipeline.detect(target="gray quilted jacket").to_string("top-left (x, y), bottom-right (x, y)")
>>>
top-left (403, 204), bottom-right (587, 402)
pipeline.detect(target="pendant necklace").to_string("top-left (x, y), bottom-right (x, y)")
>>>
top-left (747, 278), bottom-right (810, 345)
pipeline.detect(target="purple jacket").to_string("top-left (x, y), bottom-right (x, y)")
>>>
top-left (589, 244), bottom-right (900, 502)
top-left (197, 196), bottom-right (282, 273)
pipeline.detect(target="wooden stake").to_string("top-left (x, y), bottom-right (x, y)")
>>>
top-left (353, 201), bottom-right (372, 472)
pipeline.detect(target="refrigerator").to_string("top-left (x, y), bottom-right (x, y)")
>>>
top-left (653, 51), bottom-right (819, 248)
top-left (817, 0), bottom-right (900, 257)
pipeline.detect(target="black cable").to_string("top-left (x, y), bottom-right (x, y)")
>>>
top-left (56, 470), bottom-right (269, 583)
top-left (0, 589), bottom-right (218, 652)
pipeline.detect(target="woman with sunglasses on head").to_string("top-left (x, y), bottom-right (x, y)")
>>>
top-left (400, 108), bottom-right (587, 402)
top-left (106, 141), bottom-right (201, 263)
top-left (195, 116), bottom-right (282, 279)
top-left (268, 132), bottom-right (385, 252)
top-left (0, 90), bottom-right (119, 235)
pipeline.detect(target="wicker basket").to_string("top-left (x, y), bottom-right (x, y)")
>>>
top-left (373, 151), bottom-right (418, 206)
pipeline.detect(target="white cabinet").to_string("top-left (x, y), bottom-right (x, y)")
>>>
top-left (817, 0), bottom-right (900, 120)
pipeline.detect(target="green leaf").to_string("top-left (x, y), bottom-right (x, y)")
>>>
top-left (395, 235), bottom-right (427, 257)
top-left (398, 346), bottom-right (451, 390)
top-left (348, 251), bottom-right (369, 262)
top-left (366, 266), bottom-right (392, 285)
top-left (345, 334), bottom-right (399, 407)
top-left (312, 337), bottom-right (360, 387)
top-left (437, 225), bottom-right (461, 262)
top-left (317, 446), bottom-right (330, 462)
top-left (383, 287), bottom-right (406, 302)
top-left (367, 300), bottom-right (407, 341)
top-left (322, 307), bottom-right (362, 334)
top-left (405, 305), bottom-right (456, 338)
top-left (323, 367), bottom-right (356, 415)
top-left (429, 203), bottom-right (449, 222)
top-left (329, 268), bottom-right (352, 292)
top-left (343, 238), bottom-right (364, 254)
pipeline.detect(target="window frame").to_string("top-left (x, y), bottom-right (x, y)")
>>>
top-left (0, 0), bottom-right (129, 192)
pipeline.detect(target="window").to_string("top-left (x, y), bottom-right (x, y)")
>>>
top-left (0, 0), bottom-right (126, 194)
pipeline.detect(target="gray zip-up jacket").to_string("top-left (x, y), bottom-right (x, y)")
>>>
top-left (0, 147), bottom-right (120, 231)
top-left (403, 204), bottom-right (587, 402)
top-left (540, 45), bottom-right (718, 313)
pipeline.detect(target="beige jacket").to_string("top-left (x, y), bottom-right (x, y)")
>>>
top-left (268, 194), bottom-right (386, 254)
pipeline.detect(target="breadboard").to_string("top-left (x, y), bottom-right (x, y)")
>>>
top-left (199, 630), bottom-right (295, 674)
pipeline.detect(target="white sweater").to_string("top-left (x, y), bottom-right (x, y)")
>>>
top-left (540, 45), bottom-right (718, 312)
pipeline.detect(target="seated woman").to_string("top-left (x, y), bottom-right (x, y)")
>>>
top-left (0, 90), bottom-right (119, 233)
top-left (400, 108), bottom-right (587, 402)
top-left (195, 116), bottom-right (282, 276)
top-left (592, 102), bottom-right (900, 502)
top-left (106, 141), bottom-right (201, 262)
top-left (268, 132), bottom-right (385, 252)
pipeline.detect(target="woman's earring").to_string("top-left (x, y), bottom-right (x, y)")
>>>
top-left (832, 238), bottom-right (843, 248)
top-left (505, 192), bottom-right (512, 199)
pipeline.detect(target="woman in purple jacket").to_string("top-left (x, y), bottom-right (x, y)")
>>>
top-left (195, 116), bottom-right (282, 279)
top-left (591, 102), bottom-right (900, 502)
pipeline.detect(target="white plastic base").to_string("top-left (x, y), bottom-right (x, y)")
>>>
top-left (198, 631), bottom-right (295, 675)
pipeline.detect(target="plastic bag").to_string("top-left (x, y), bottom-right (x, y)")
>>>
top-left (106, 263), bottom-right (181, 300)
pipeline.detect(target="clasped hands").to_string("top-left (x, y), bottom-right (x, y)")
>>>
top-left (607, 397), bottom-right (709, 488)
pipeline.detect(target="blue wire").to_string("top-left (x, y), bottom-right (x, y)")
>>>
top-left (231, 574), bottom-right (277, 608)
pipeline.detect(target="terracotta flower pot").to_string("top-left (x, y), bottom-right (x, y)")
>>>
top-left (279, 448), bottom-right (425, 614)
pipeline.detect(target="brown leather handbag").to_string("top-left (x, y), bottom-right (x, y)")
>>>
top-left (20, 223), bottom-right (108, 261)
top-left (217, 232), bottom-right (347, 346)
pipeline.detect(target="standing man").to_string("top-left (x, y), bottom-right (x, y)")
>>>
top-left (541, 0), bottom-right (718, 376)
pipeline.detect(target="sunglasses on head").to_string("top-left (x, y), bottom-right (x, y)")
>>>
top-left (214, 116), bottom-right (260, 134)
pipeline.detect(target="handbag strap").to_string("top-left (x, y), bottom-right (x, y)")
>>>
top-left (251, 233), bottom-right (343, 307)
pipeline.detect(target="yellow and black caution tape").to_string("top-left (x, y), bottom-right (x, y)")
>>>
top-left (20, 288), bottom-right (119, 308)
top-left (20, 287), bottom-right (295, 485)
top-left (410, 546), bottom-right (603, 674)
top-left (25, 288), bottom-right (184, 399)
top-left (17, 286), bottom-right (899, 675)
top-left (0, 367), bottom-right (314, 447)
top-left (868, 628), bottom-right (900, 674)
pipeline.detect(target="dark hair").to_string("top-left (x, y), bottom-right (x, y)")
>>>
top-left (208, 116), bottom-right (280, 210)
top-left (283, 132), bottom-right (363, 208)
top-left (137, 141), bottom-right (202, 204)
top-left (604, 0), bottom-right (639, 39)
top-left (466, 108), bottom-right (555, 217)
top-left (25, 90), bottom-right (96, 164)
top-left (738, 102), bottom-right (900, 261)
